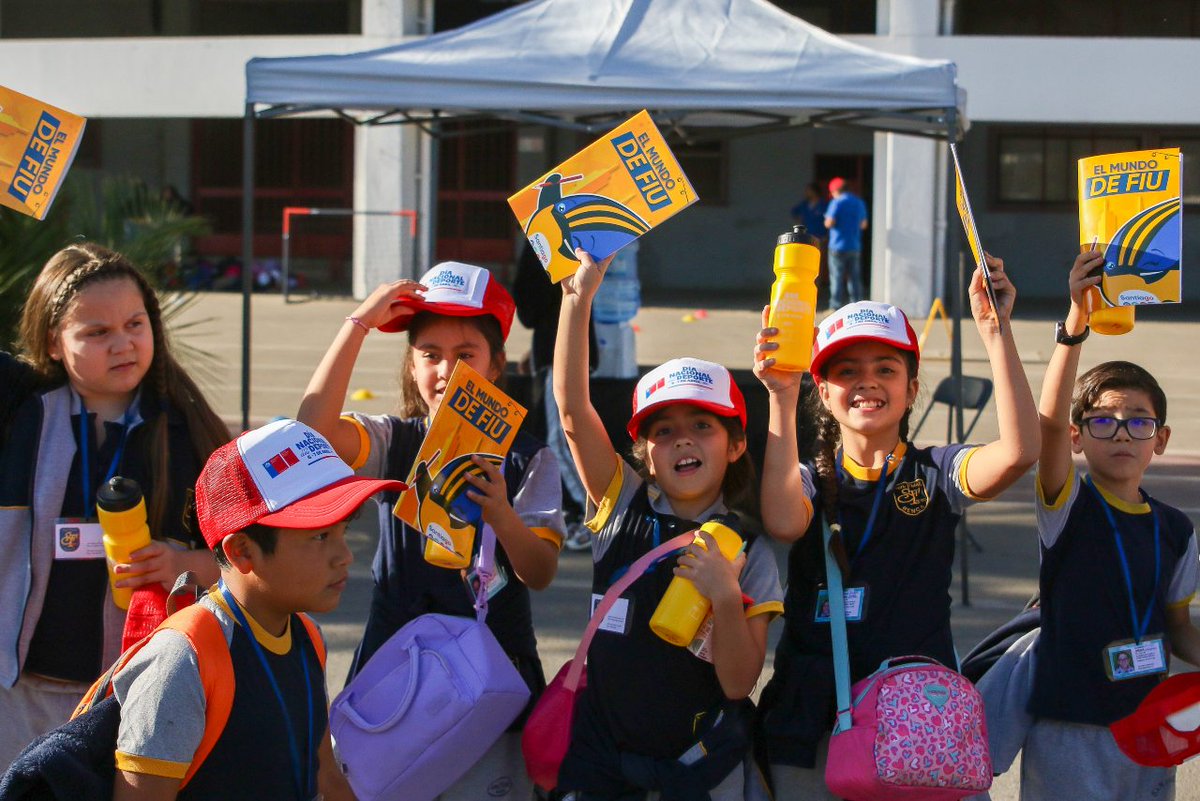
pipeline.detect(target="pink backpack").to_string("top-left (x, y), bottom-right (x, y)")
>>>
top-left (822, 521), bottom-right (992, 800)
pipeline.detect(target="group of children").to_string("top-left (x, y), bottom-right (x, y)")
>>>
top-left (0, 237), bottom-right (1194, 801)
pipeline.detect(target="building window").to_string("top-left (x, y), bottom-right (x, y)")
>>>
top-left (676, 140), bottom-right (729, 206)
top-left (767, 1), bottom-right (875, 33)
top-left (990, 128), bottom-right (1178, 207)
top-left (956, 0), bottom-right (1200, 37)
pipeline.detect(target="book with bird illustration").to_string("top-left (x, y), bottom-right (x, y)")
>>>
top-left (0, 84), bottom-right (86, 220)
top-left (393, 361), bottom-right (527, 568)
top-left (508, 109), bottom-right (699, 283)
top-left (1078, 148), bottom-right (1182, 306)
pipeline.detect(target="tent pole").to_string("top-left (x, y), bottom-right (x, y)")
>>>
top-left (241, 103), bottom-right (255, 432)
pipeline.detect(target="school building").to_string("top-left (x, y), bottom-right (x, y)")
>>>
top-left (3, 0), bottom-right (1197, 314)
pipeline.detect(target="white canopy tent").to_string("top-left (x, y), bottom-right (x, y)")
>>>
top-left (239, 0), bottom-right (972, 455)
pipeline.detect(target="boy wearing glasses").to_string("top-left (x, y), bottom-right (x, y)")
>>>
top-left (1021, 247), bottom-right (1200, 800)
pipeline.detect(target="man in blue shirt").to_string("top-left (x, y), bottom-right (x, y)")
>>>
top-left (824, 177), bottom-right (869, 308)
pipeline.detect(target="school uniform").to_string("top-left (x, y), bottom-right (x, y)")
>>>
top-left (557, 461), bottom-right (784, 801)
top-left (113, 590), bottom-right (327, 800)
top-left (342, 412), bottom-right (565, 800)
top-left (758, 442), bottom-right (982, 798)
top-left (0, 385), bottom-right (207, 767)
top-left (1019, 466), bottom-right (1198, 800)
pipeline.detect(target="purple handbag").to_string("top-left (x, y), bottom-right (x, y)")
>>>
top-left (329, 524), bottom-right (530, 801)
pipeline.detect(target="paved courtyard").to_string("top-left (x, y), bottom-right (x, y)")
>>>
top-left (176, 290), bottom-right (1200, 797)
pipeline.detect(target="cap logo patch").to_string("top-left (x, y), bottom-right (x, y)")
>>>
top-left (824, 318), bottom-right (845, 339)
top-left (643, 377), bottom-right (666, 399)
top-left (666, 365), bottom-right (714, 389)
top-left (844, 308), bottom-right (891, 328)
top-left (427, 269), bottom-right (468, 293)
top-left (263, 447), bottom-right (300, 478)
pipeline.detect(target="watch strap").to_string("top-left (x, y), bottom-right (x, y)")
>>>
top-left (1055, 321), bottom-right (1089, 346)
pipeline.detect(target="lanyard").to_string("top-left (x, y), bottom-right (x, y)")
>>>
top-left (219, 583), bottom-right (314, 800)
top-left (78, 400), bottom-right (134, 516)
top-left (835, 451), bottom-right (893, 565)
top-left (1086, 476), bottom-right (1161, 644)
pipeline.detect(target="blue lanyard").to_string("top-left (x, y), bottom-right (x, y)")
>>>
top-left (835, 451), bottom-right (894, 565)
top-left (78, 400), bottom-right (134, 516)
top-left (219, 583), bottom-right (314, 799)
top-left (1086, 476), bottom-right (1161, 644)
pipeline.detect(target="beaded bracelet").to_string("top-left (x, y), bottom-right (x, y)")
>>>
top-left (345, 315), bottom-right (370, 333)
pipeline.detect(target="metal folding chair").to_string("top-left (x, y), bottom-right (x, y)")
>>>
top-left (912, 375), bottom-right (993, 606)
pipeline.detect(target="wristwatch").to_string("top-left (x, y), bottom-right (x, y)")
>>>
top-left (1054, 321), bottom-right (1089, 346)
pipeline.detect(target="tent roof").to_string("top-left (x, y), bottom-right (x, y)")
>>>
top-left (246, 0), bottom-right (964, 138)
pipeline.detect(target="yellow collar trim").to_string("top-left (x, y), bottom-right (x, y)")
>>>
top-left (1089, 476), bottom-right (1151, 515)
top-left (841, 442), bottom-right (908, 481)
top-left (208, 587), bottom-right (293, 655)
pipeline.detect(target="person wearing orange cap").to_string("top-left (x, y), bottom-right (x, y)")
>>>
top-left (823, 177), bottom-right (868, 309)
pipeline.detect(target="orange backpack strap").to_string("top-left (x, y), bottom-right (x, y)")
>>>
top-left (158, 604), bottom-right (236, 788)
top-left (297, 613), bottom-right (327, 668)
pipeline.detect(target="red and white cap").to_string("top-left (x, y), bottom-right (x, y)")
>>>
top-left (1111, 673), bottom-right (1200, 767)
top-left (195, 418), bottom-right (406, 549)
top-left (809, 301), bottom-right (920, 377)
top-left (627, 357), bottom-right (746, 440)
top-left (378, 261), bottom-right (516, 339)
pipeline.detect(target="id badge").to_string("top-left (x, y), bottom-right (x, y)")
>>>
top-left (464, 565), bottom-right (508, 601)
top-left (1105, 636), bottom-right (1168, 681)
top-left (55, 518), bottom-right (105, 560)
top-left (814, 586), bottom-right (867, 623)
top-left (590, 593), bottom-right (632, 635)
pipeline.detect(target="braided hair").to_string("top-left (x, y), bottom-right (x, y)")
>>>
top-left (811, 351), bottom-right (918, 573)
top-left (18, 243), bottom-right (230, 538)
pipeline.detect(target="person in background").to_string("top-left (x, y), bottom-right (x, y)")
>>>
top-left (823, 177), bottom-right (869, 309)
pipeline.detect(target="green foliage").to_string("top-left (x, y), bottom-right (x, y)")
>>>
top-left (0, 175), bottom-right (211, 349)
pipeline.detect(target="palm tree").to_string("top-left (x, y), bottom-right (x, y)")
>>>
top-left (0, 175), bottom-right (211, 348)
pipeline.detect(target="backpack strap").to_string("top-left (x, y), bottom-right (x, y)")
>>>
top-left (71, 602), bottom-right (236, 789)
top-left (297, 613), bottom-right (327, 668)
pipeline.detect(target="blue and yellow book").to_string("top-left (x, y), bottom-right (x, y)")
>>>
top-left (0, 85), bottom-right (86, 220)
top-left (508, 110), bottom-right (698, 283)
top-left (1078, 148), bottom-right (1182, 306)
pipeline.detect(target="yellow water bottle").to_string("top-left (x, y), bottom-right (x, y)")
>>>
top-left (97, 476), bottom-right (152, 610)
top-left (649, 518), bottom-right (744, 647)
top-left (767, 225), bottom-right (821, 371)
top-left (1086, 287), bottom-right (1135, 335)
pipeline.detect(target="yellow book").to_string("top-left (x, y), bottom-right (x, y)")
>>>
top-left (393, 361), bottom-right (527, 569)
top-left (0, 85), bottom-right (86, 220)
top-left (1078, 148), bottom-right (1181, 306)
top-left (509, 109), bottom-right (699, 283)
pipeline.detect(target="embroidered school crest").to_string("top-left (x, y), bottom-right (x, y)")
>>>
top-left (894, 478), bottom-right (930, 516)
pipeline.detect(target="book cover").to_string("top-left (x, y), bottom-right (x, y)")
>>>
top-left (1078, 148), bottom-right (1181, 306)
top-left (393, 361), bottom-right (527, 566)
top-left (508, 109), bottom-right (698, 283)
top-left (0, 85), bottom-right (87, 220)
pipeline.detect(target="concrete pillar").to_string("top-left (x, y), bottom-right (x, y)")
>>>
top-left (870, 0), bottom-right (947, 316)
top-left (871, 133), bottom-right (945, 317)
top-left (352, 0), bottom-right (432, 297)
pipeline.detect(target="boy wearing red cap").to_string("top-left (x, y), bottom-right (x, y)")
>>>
top-left (109, 418), bottom-right (403, 800)
top-left (1021, 248), bottom-right (1200, 799)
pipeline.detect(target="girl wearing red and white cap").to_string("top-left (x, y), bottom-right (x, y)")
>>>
top-left (552, 248), bottom-right (783, 800)
top-left (298, 262), bottom-right (566, 801)
top-left (752, 255), bottom-right (1039, 799)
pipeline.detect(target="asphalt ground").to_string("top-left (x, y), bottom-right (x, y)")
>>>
top-left (175, 290), bottom-right (1200, 797)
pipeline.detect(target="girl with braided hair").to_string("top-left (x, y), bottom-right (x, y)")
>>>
top-left (751, 255), bottom-right (1039, 800)
top-left (0, 242), bottom-right (229, 764)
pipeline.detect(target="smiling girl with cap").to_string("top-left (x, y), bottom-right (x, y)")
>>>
top-left (752, 254), bottom-right (1040, 799)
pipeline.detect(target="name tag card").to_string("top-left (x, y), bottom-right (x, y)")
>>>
top-left (814, 586), bottom-right (867, 623)
top-left (55, 518), bottom-right (105, 560)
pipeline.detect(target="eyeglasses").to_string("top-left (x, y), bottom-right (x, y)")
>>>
top-left (1080, 416), bottom-right (1161, 440)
